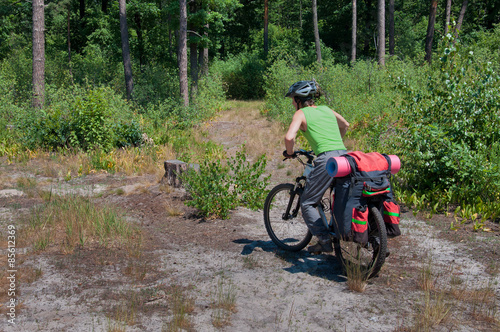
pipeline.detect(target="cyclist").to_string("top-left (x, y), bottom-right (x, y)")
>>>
top-left (283, 80), bottom-right (349, 253)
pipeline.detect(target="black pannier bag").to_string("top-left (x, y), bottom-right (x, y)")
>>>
top-left (331, 151), bottom-right (401, 244)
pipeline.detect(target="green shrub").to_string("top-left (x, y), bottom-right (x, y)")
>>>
top-left (181, 148), bottom-right (270, 219)
top-left (182, 159), bottom-right (237, 219)
top-left (229, 149), bottom-right (271, 210)
top-left (212, 53), bottom-right (266, 100)
top-left (20, 85), bottom-right (144, 151)
top-left (391, 37), bottom-right (500, 216)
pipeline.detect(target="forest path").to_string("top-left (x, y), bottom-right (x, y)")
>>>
top-left (0, 101), bottom-right (498, 332)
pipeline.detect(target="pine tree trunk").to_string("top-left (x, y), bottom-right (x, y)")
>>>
top-left (312, 0), bottom-right (322, 63)
top-left (190, 42), bottom-right (198, 97)
top-left (119, 0), bottom-right (134, 100)
top-left (377, 0), bottom-right (385, 66)
top-left (444, 0), bottom-right (451, 35)
top-left (80, 0), bottom-right (85, 19)
top-left (389, 0), bottom-right (395, 56)
top-left (455, 0), bottom-right (468, 38)
top-left (203, 23), bottom-right (209, 76)
top-left (351, 0), bottom-right (357, 63)
top-left (67, 8), bottom-right (73, 83)
top-left (102, 0), bottom-right (108, 13)
top-left (424, 0), bottom-right (438, 64)
top-left (179, 0), bottom-right (189, 107)
top-left (134, 12), bottom-right (144, 71)
top-left (264, 0), bottom-right (269, 56)
top-left (32, 0), bottom-right (45, 109)
top-left (189, 1), bottom-right (198, 97)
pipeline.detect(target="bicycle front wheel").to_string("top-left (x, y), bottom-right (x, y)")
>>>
top-left (263, 183), bottom-right (312, 251)
top-left (333, 205), bottom-right (387, 279)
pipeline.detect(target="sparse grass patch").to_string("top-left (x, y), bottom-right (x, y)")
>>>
top-left (450, 279), bottom-right (499, 324)
top-left (165, 203), bottom-right (183, 217)
top-left (411, 291), bottom-right (452, 331)
top-left (159, 181), bottom-right (173, 194)
top-left (417, 259), bottom-right (438, 292)
top-left (211, 276), bottom-right (237, 328)
top-left (164, 286), bottom-right (195, 332)
top-left (16, 176), bottom-right (37, 197)
top-left (19, 194), bottom-right (139, 253)
top-left (242, 255), bottom-right (259, 269)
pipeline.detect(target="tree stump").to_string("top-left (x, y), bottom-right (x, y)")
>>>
top-left (162, 160), bottom-right (199, 188)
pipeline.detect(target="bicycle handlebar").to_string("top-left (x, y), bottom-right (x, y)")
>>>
top-left (283, 149), bottom-right (315, 165)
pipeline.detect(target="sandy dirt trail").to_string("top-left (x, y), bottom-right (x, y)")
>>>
top-left (0, 101), bottom-right (499, 331)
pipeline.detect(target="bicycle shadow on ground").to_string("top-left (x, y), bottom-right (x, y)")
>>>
top-left (233, 239), bottom-right (346, 283)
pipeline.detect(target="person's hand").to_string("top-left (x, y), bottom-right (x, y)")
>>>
top-left (283, 150), bottom-right (296, 159)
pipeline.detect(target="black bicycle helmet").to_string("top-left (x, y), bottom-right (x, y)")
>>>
top-left (285, 80), bottom-right (317, 98)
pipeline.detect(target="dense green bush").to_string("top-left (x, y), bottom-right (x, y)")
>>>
top-left (212, 53), bottom-right (266, 100)
top-left (20, 86), bottom-right (144, 151)
top-left (181, 148), bottom-right (270, 219)
top-left (391, 37), bottom-right (500, 214)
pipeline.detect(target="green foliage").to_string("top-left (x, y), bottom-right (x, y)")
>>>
top-left (195, 69), bottom-right (228, 116)
top-left (71, 88), bottom-right (113, 150)
top-left (87, 149), bottom-right (117, 173)
top-left (19, 86), bottom-right (144, 151)
top-left (211, 53), bottom-right (266, 100)
top-left (262, 58), bottom-right (418, 151)
top-left (182, 159), bottom-right (237, 220)
top-left (181, 148), bottom-right (270, 219)
top-left (391, 37), bottom-right (500, 223)
top-left (229, 149), bottom-right (271, 211)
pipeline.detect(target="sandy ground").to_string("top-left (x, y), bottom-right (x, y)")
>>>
top-left (0, 102), bottom-right (499, 331)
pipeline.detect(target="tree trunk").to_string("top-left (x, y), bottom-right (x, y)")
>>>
top-left (424, 0), bottom-right (438, 64)
top-left (80, 0), bottom-right (85, 20)
top-left (444, 0), bottom-right (451, 35)
top-left (388, 0), bottom-right (395, 56)
top-left (377, 0), bottom-right (385, 66)
top-left (189, 1), bottom-right (198, 97)
top-left (351, 0), bottom-right (357, 63)
top-left (102, 0), bottom-right (108, 13)
top-left (119, 0), bottom-right (134, 100)
top-left (455, 0), bottom-right (468, 38)
top-left (299, 0), bottom-right (303, 29)
top-left (264, 0), bottom-right (269, 56)
top-left (190, 42), bottom-right (198, 97)
top-left (32, 0), bottom-right (45, 109)
top-left (363, 0), bottom-right (373, 54)
top-left (67, 8), bottom-right (73, 83)
top-left (134, 12), bottom-right (144, 71)
top-left (179, 0), bottom-right (189, 107)
top-left (162, 160), bottom-right (189, 188)
top-left (203, 23), bottom-right (209, 76)
top-left (197, 23), bottom-right (209, 76)
top-left (312, 0), bottom-right (321, 63)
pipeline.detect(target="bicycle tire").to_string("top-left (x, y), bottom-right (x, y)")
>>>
top-left (333, 205), bottom-right (387, 279)
top-left (263, 183), bottom-right (312, 251)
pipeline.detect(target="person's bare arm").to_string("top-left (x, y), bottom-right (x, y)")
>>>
top-left (332, 110), bottom-right (350, 138)
top-left (284, 110), bottom-right (305, 156)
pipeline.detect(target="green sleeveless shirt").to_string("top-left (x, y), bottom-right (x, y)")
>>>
top-left (301, 105), bottom-right (346, 155)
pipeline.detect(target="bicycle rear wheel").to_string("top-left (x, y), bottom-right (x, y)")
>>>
top-left (333, 205), bottom-right (387, 279)
top-left (264, 183), bottom-right (312, 251)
